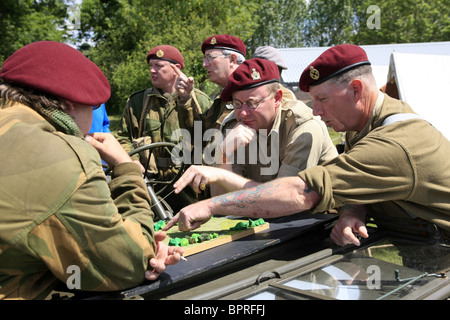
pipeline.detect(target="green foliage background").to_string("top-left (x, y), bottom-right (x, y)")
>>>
top-left (1, 0), bottom-right (449, 114)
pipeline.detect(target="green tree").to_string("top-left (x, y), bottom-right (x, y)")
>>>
top-left (3, 0), bottom-right (449, 115)
top-left (79, 0), bottom-right (260, 114)
top-left (247, 0), bottom-right (307, 51)
top-left (303, 0), bottom-right (356, 46)
top-left (352, 0), bottom-right (450, 44)
top-left (0, 0), bottom-right (71, 66)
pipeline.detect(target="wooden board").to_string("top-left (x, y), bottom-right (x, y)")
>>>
top-left (164, 217), bottom-right (270, 257)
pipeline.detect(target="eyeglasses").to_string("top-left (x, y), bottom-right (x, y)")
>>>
top-left (204, 53), bottom-right (227, 63)
top-left (231, 92), bottom-right (274, 110)
top-left (93, 105), bottom-right (101, 110)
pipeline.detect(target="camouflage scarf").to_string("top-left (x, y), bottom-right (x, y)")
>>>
top-left (38, 106), bottom-right (83, 138)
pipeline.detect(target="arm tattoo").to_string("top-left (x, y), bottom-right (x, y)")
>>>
top-left (212, 182), bottom-right (280, 208)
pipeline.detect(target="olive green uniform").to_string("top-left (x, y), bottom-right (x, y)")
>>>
top-left (220, 100), bottom-right (338, 183)
top-left (116, 87), bottom-right (211, 211)
top-left (299, 93), bottom-right (450, 238)
top-left (0, 104), bottom-right (156, 300)
top-left (116, 86), bottom-right (211, 155)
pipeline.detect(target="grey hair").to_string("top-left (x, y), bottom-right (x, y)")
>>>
top-left (222, 49), bottom-right (246, 65)
top-left (332, 64), bottom-right (376, 87)
top-left (265, 82), bottom-right (281, 94)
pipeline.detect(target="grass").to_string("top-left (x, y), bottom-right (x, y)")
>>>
top-left (364, 240), bottom-right (403, 266)
top-left (328, 127), bottom-right (344, 146)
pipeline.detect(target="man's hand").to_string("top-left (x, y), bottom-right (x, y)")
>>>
top-left (173, 165), bottom-right (223, 194)
top-left (163, 201), bottom-right (213, 232)
top-left (171, 64), bottom-right (194, 100)
top-left (85, 132), bottom-right (132, 167)
top-left (218, 123), bottom-right (256, 163)
top-left (145, 231), bottom-right (184, 281)
top-left (330, 205), bottom-right (369, 246)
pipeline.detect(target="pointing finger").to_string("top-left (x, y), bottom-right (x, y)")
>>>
top-left (163, 215), bottom-right (179, 231)
top-left (171, 64), bottom-right (187, 80)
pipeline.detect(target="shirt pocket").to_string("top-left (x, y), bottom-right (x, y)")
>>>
top-left (144, 118), bottom-right (161, 141)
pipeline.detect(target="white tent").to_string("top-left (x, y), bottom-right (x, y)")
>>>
top-left (387, 52), bottom-right (450, 140)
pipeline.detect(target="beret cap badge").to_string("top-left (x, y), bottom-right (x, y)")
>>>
top-left (147, 45), bottom-right (185, 69)
top-left (310, 66), bottom-right (320, 80)
top-left (201, 34), bottom-right (246, 56)
top-left (251, 68), bottom-right (261, 81)
top-left (156, 49), bottom-right (164, 58)
top-left (221, 58), bottom-right (279, 102)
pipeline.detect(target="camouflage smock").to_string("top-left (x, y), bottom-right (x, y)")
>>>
top-left (0, 103), bottom-right (156, 300)
top-left (116, 86), bottom-right (211, 154)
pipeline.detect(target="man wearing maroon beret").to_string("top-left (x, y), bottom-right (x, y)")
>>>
top-left (115, 44), bottom-right (211, 212)
top-left (0, 41), bottom-right (183, 299)
top-left (171, 58), bottom-right (336, 197)
top-left (165, 44), bottom-right (450, 272)
top-left (174, 34), bottom-right (246, 135)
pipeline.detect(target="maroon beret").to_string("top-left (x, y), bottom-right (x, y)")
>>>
top-left (201, 34), bottom-right (246, 56)
top-left (0, 41), bottom-right (110, 106)
top-left (299, 44), bottom-right (371, 92)
top-left (146, 45), bottom-right (185, 69)
top-left (221, 58), bottom-right (280, 102)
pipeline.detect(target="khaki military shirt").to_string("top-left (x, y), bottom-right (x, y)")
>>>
top-left (0, 104), bottom-right (156, 299)
top-left (299, 93), bottom-right (450, 233)
top-left (221, 100), bottom-right (338, 183)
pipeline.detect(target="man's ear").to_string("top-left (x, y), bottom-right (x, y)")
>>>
top-left (350, 79), bottom-right (363, 102)
top-left (274, 89), bottom-right (283, 107)
top-left (229, 53), bottom-right (238, 64)
top-left (174, 63), bottom-right (182, 71)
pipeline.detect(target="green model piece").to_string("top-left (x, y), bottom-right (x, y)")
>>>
top-left (168, 238), bottom-right (180, 246)
top-left (166, 218), bottom-right (266, 248)
top-left (190, 233), bottom-right (202, 243)
top-left (154, 220), bottom-right (166, 231)
top-left (229, 218), bottom-right (265, 231)
top-left (168, 237), bottom-right (189, 247)
top-left (168, 232), bottom-right (219, 247)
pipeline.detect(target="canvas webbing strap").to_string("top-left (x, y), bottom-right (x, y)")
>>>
top-left (382, 113), bottom-right (423, 126)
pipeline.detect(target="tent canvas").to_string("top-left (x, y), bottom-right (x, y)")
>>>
top-left (387, 52), bottom-right (450, 140)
